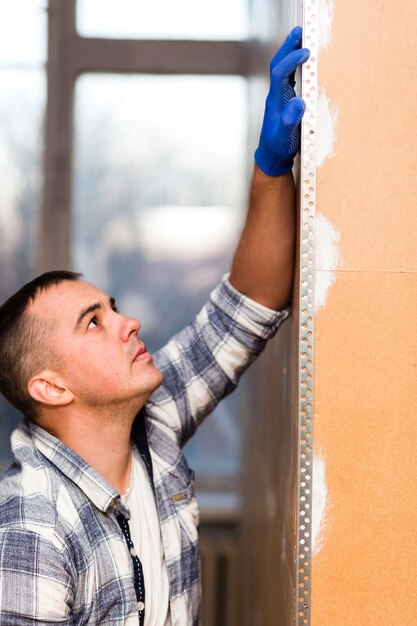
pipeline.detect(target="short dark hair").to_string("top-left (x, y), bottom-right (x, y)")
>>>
top-left (0, 270), bottom-right (82, 419)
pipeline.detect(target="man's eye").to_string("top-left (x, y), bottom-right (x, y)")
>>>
top-left (87, 317), bottom-right (98, 330)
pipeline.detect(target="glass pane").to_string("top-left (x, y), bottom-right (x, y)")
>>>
top-left (72, 74), bottom-right (248, 488)
top-left (0, 70), bottom-right (46, 469)
top-left (0, 1), bottom-right (47, 66)
top-left (77, 0), bottom-right (248, 40)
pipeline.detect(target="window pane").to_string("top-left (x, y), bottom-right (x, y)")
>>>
top-left (0, 1), bottom-right (47, 66)
top-left (0, 70), bottom-right (46, 469)
top-left (77, 0), bottom-right (248, 40)
top-left (72, 74), bottom-right (248, 487)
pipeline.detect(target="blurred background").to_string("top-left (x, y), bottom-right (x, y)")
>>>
top-left (0, 2), bottom-right (297, 625)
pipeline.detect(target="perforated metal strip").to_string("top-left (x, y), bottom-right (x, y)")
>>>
top-left (296, 2), bottom-right (318, 625)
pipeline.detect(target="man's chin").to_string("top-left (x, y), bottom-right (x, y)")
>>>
top-left (139, 369), bottom-right (164, 402)
top-left (151, 370), bottom-right (164, 394)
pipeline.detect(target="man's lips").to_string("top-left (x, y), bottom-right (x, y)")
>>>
top-left (132, 344), bottom-right (152, 363)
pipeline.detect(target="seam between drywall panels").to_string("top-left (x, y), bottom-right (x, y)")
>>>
top-left (316, 269), bottom-right (417, 275)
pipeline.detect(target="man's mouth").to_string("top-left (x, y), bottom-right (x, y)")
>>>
top-left (132, 344), bottom-right (151, 363)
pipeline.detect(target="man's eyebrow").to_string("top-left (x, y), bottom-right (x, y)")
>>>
top-left (75, 302), bottom-right (102, 330)
top-left (74, 297), bottom-right (117, 330)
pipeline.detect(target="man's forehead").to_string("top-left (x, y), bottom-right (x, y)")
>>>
top-left (30, 280), bottom-right (107, 315)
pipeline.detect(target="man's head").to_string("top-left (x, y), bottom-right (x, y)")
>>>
top-left (0, 271), bottom-right (81, 419)
top-left (0, 271), bottom-right (162, 422)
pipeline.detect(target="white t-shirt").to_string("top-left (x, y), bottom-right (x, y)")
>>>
top-left (122, 447), bottom-right (171, 626)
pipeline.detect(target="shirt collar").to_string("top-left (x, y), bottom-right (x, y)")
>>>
top-left (15, 418), bottom-right (128, 515)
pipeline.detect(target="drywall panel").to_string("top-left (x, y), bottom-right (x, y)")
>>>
top-left (316, 0), bottom-right (417, 273)
top-left (312, 271), bottom-right (417, 625)
top-left (240, 1), bottom-right (417, 625)
top-left (311, 1), bottom-right (417, 624)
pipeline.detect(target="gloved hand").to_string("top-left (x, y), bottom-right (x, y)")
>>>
top-left (255, 26), bottom-right (310, 176)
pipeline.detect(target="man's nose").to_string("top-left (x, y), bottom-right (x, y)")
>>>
top-left (122, 315), bottom-right (141, 340)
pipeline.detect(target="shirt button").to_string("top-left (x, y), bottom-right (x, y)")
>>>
top-left (137, 601), bottom-right (145, 612)
top-left (130, 547), bottom-right (137, 557)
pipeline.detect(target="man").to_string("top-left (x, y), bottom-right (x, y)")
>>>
top-left (0, 28), bottom-right (309, 626)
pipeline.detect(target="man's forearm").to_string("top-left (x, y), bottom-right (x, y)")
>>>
top-left (229, 27), bottom-right (309, 312)
top-left (229, 165), bottom-right (295, 311)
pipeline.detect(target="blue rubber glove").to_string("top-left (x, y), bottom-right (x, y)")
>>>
top-left (255, 27), bottom-right (310, 176)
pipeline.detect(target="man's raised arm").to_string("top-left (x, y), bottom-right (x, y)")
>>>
top-left (230, 27), bottom-right (310, 311)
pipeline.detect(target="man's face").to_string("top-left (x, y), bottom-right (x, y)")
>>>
top-left (29, 280), bottom-right (163, 411)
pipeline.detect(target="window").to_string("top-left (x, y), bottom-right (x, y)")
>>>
top-left (0, 0), bottom-right (252, 497)
top-left (77, 0), bottom-right (248, 40)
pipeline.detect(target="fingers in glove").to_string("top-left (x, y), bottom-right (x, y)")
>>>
top-left (276, 97), bottom-right (306, 156)
top-left (270, 26), bottom-right (303, 69)
top-left (272, 47), bottom-right (310, 83)
top-left (281, 96), bottom-right (306, 127)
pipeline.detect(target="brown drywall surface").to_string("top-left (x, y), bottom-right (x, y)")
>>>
top-left (312, 272), bottom-right (417, 625)
top-left (317, 0), bottom-right (417, 272)
top-left (311, 0), bottom-right (417, 623)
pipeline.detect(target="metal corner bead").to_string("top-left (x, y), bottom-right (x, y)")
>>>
top-left (296, 1), bottom-right (318, 625)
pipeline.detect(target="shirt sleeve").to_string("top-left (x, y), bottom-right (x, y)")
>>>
top-left (147, 275), bottom-right (290, 446)
top-left (0, 527), bottom-right (73, 625)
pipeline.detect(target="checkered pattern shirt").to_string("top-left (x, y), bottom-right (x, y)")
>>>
top-left (0, 277), bottom-right (288, 625)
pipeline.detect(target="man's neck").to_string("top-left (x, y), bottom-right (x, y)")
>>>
top-left (38, 403), bottom-right (138, 494)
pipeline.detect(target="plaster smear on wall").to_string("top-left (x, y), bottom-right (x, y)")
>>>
top-left (318, 0), bottom-right (334, 51)
top-left (312, 454), bottom-right (329, 555)
top-left (314, 87), bottom-right (340, 312)
top-left (314, 213), bottom-right (341, 311)
top-left (310, 0), bottom-right (337, 558)
top-left (317, 89), bottom-right (338, 168)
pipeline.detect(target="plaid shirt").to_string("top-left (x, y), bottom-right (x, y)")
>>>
top-left (0, 278), bottom-right (288, 625)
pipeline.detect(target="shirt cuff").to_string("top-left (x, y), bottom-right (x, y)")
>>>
top-left (209, 274), bottom-right (291, 341)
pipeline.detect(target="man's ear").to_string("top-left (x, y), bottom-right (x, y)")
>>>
top-left (28, 371), bottom-right (74, 407)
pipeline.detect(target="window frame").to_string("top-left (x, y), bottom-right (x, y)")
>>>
top-left (39, 0), bottom-right (252, 271)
